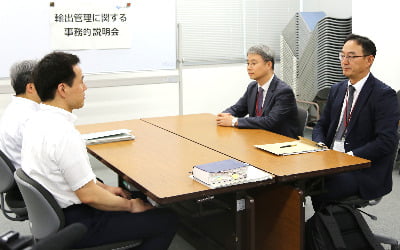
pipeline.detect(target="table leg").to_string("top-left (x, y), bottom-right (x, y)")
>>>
top-left (249, 184), bottom-right (305, 250)
top-left (235, 192), bottom-right (256, 250)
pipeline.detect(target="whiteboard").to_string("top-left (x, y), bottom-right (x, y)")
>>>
top-left (0, 0), bottom-right (176, 77)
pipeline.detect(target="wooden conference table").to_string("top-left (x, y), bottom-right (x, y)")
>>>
top-left (77, 114), bottom-right (370, 250)
top-left (141, 114), bottom-right (369, 182)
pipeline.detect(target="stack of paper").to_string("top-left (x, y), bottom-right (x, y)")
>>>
top-left (81, 129), bottom-right (135, 145)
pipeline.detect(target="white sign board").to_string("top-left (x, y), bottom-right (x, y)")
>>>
top-left (0, 0), bottom-right (176, 77)
top-left (50, 4), bottom-right (132, 50)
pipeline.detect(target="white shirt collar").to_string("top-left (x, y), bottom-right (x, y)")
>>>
top-left (12, 96), bottom-right (39, 107)
top-left (258, 74), bottom-right (274, 92)
top-left (347, 73), bottom-right (369, 92)
top-left (39, 103), bottom-right (77, 123)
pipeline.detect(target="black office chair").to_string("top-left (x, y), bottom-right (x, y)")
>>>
top-left (14, 168), bottom-right (142, 250)
top-left (296, 106), bottom-right (308, 137)
top-left (0, 150), bottom-right (27, 221)
top-left (31, 223), bottom-right (87, 250)
top-left (0, 223), bottom-right (85, 250)
top-left (341, 196), bottom-right (400, 250)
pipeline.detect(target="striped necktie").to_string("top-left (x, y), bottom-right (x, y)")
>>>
top-left (334, 85), bottom-right (355, 141)
top-left (256, 87), bottom-right (264, 117)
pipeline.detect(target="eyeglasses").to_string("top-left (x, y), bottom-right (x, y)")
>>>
top-left (339, 53), bottom-right (371, 62)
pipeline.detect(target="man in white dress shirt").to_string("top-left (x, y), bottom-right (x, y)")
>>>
top-left (0, 60), bottom-right (40, 169)
top-left (21, 52), bottom-right (178, 249)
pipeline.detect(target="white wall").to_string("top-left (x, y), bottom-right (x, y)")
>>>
top-left (76, 64), bottom-right (250, 124)
top-left (302, 0), bottom-right (351, 18)
top-left (352, 0), bottom-right (400, 91)
top-left (3, 0), bottom-right (397, 126)
top-left (0, 64), bottom-right (250, 125)
top-left (75, 64), bottom-right (250, 124)
top-left (181, 64), bottom-right (250, 115)
top-left (74, 83), bottom-right (179, 124)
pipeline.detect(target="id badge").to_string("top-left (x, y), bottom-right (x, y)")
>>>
top-left (332, 139), bottom-right (345, 153)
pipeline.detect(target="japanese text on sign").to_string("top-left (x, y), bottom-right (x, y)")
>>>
top-left (50, 7), bottom-right (132, 50)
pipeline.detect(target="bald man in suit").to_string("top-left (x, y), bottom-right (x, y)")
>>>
top-left (216, 44), bottom-right (299, 139)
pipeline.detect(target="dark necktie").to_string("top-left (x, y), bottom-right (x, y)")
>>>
top-left (256, 87), bottom-right (264, 117)
top-left (334, 85), bottom-right (355, 141)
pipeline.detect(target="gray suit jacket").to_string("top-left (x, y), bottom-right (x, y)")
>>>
top-left (223, 75), bottom-right (299, 138)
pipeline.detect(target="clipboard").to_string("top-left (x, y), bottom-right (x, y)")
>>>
top-left (254, 136), bottom-right (328, 156)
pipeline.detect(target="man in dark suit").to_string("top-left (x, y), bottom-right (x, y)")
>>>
top-left (312, 34), bottom-right (399, 209)
top-left (216, 44), bottom-right (299, 139)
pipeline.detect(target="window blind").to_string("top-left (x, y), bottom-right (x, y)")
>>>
top-left (177, 0), bottom-right (300, 65)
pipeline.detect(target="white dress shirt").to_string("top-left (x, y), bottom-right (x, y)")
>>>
top-left (21, 104), bottom-right (96, 208)
top-left (0, 96), bottom-right (39, 169)
top-left (257, 74), bottom-right (274, 108)
top-left (332, 73), bottom-right (369, 153)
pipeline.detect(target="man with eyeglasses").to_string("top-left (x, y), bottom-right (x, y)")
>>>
top-left (311, 34), bottom-right (399, 209)
top-left (216, 44), bottom-right (299, 139)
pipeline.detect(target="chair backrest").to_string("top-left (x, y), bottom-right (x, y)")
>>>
top-left (14, 168), bottom-right (65, 240)
top-left (296, 106), bottom-right (308, 137)
top-left (0, 150), bottom-right (16, 194)
top-left (14, 169), bottom-right (142, 250)
top-left (396, 90), bottom-right (400, 112)
top-left (0, 150), bottom-right (27, 221)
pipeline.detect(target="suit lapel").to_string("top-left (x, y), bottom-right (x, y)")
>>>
top-left (263, 75), bottom-right (277, 113)
top-left (332, 82), bottom-right (348, 121)
top-left (326, 82), bottom-right (347, 142)
top-left (249, 82), bottom-right (258, 116)
top-left (346, 74), bottom-right (374, 135)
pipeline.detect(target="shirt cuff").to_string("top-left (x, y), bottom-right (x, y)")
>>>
top-left (231, 117), bottom-right (238, 127)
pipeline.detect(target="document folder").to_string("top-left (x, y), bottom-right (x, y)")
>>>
top-left (81, 129), bottom-right (135, 145)
top-left (255, 136), bottom-right (328, 156)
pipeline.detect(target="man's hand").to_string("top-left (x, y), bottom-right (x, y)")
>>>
top-left (216, 113), bottom-right (234, 127)
top-left (105, 185), bottom-right (130, 199)
top-left (129, 198), bottom-right (154, 213)
top-left (76, 181), bottom-right (153, 212)
top-left (97, 181), bottom-right (130, 199)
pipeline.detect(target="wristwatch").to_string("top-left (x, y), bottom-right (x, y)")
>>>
top-left (231, 117), bottom-right (238, 127)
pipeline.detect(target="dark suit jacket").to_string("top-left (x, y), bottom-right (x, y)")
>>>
top-left (223, 75), bottom-right (298, 139)
top-left (313, 73), bottom-right (399, 200)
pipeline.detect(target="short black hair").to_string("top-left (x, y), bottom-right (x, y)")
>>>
top-left (33, 52), bottom-right (80, 102)
top-left (10, 60), bottom-right (37, 95)
top-left (344, 34), bottom-right (377, 57)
